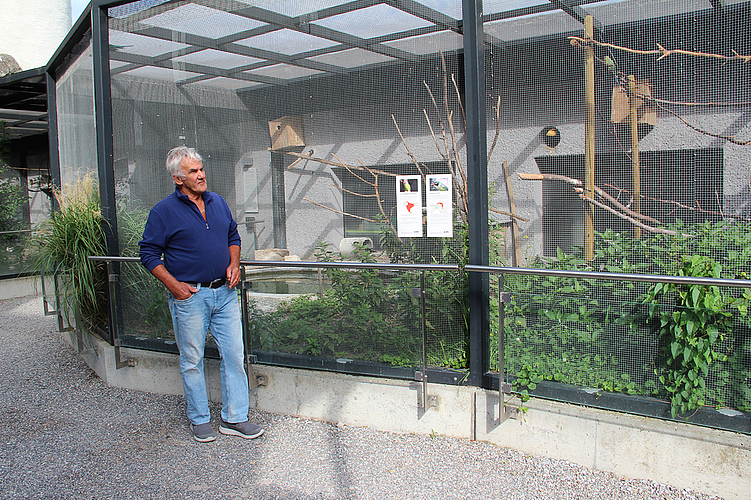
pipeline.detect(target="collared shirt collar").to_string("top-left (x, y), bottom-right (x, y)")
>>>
top-left (174, 186), bottom-right (213, 205)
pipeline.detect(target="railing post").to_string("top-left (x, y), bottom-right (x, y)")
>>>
top-left (415, 271), bottom-right (436, 410)
top-left (107, 261), bottom-right (134, 369)
top-left (498, 273), bottom-right (517, 422)
top-left (240, 265), bottom-right (267, 389)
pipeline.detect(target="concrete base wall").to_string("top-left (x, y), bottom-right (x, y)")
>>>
top-left (0, 276), bottom-right (38, 300)
top-left (63, 328), bottom-right (750, 500)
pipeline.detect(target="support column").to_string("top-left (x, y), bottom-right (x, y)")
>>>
top-left (463, 0), bottom-right (489, 387)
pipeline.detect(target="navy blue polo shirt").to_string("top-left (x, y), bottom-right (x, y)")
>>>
top-left (139, 187), bottom-right (242, 283)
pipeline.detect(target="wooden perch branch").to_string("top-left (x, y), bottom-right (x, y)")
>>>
top-left (568, 36), bottom-right (751, 64)
top-left (391, 115), bottom-right (426, 178)
top-left (604, 183), bottom-right (751, 221)
top-left (655, 102), bottom-right (751, 146)
top-left (487, 95), bottom-right (502, 163)
top-left (519, 172), bottom-right (581, 186)
top-left (519, 172), bottom-right (661, 224)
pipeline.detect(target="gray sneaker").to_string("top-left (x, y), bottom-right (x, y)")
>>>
top-left (219, 420), bottom-right (265, 439)
top-left (190, 422), bottom-right (217, 443)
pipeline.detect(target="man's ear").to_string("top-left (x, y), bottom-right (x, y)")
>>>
top-left (173, 175), bottom-right (183, 186)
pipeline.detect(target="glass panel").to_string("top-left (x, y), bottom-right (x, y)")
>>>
top-left (235, 29), bottom-right (340, 55)
top-left (493, 276), bottom-right (751, 415)
top-left (247, 269), bottom-right (423, 367)
top-left (139, 3), bottom-right (267, 38)
top-left (238, 0), bottom-right (351, 18)
top-left (55, 37), bottom-right (97, 190)
top-left (311, 4), bottom-right (435, 38)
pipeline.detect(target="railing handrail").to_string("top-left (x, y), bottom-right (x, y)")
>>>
top-left (88, 255), bottom-right (461, 273)
top-left (88, 256), bottom-right (751, 287)
top-left (465, 264), bottom-right (751, 289)
top-left (0, 229), bottom-right (34, 235)
top-left (87, 256), bottom-right (751, 288)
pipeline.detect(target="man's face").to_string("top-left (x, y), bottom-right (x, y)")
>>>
top-left (174, 158), bottom-right (206, 197)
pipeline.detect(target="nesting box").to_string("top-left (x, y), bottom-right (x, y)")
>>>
top-left (268, 115), bottom-right (305, 150)
top-left (610, 80), bottom-right (656, 125)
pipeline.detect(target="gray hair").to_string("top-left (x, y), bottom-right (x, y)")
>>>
top-left (165, 146), bottom-right (203, 179)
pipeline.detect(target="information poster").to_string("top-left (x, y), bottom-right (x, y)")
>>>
top-left (426, 175), bottom-right (453, 237)
top-left (396, 175), bottom-right (423, 237)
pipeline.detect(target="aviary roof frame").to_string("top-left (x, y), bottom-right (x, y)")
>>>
top-left (92, 0), bottom-right (727, 93)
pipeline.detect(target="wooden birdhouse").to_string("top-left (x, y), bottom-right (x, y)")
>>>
top-left (268, 115), bottom-right (305, 151)
top-left (610, 79), bottom-right (656, 125)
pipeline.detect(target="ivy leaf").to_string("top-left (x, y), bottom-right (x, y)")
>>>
top-left (691, 286), bottom-right (700, 306)
top-left (671, 342), bottom-right (680, 359)
top-left (686, 321), bottom-right (695, 337)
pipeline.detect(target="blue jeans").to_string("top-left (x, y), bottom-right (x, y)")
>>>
top-left (168, 284), bottom-right (249, 425)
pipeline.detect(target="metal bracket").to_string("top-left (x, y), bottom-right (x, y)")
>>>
top-left (247, 355), bottom-right (268, 388)
top-left (500, 381), bottom-right (519, 422)
top-left (114, 345), bottom-right (136, 369)
top-left (414, 371), bottom-right (438, 409)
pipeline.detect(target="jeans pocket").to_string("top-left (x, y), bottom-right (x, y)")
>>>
top-left (173, 291), bottom-right (196, 303)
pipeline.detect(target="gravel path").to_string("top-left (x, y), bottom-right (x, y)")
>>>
top-left (0, 296), bottom-right (725, 500)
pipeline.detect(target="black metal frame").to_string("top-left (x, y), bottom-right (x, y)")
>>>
top-left (46, 0), bottom-right (751, 435)
top-left (463, 0), bottom-right (490, 388)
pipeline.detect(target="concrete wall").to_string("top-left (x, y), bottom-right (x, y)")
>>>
top-left (0, 276), bottom-right (38, 300)
top-left (1, 0), bottom-right (71, 70)
top-left (65, 327), bottom-right (751, 500)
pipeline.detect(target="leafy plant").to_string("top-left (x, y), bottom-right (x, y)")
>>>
top-left (644, 254), bottom-right (736, 417)
top-left (0, 122), bottom-right (30, 274)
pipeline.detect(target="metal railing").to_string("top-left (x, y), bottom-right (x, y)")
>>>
top-left (78, 257), bottom-right (751, 430)
top-left (88, 255), bottom-right (460, 409)
top-left (466, 265), bottom-right (751, 425)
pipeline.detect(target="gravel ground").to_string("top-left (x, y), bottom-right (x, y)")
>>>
top-left (0, 295), bottom-right (726, 500)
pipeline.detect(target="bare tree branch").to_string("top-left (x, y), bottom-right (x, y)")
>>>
top-left (519, 172), bottom-right (663, 225)
top-left (578, 193), bottom-right (691, 237)
top-left (487, 95), bottom-right (502, 163)
top-left (303, 198), bottom-right (380, 223)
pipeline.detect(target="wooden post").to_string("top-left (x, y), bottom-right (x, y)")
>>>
top-left (503, 161), bottom-right (522, 266)
top-left (584, 16), bottom-right (596, 260)
top-left (628, 75), bottom-right (641, 239)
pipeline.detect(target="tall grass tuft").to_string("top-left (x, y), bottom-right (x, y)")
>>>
top-left (30, 173), bottom-right (107, 329)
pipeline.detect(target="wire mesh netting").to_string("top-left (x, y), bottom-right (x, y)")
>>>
top-left (482, 0), bottom-right (751, 416)
top-left (106, 0), bottom-right (468, 372)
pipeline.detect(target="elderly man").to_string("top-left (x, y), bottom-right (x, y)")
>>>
top-left (139, 146), bottom-right (264, 442)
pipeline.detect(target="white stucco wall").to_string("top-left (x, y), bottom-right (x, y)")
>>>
top-left (1, 0), bottom-right (71, 70)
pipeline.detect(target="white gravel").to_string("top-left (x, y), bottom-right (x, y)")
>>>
top-left (0, 295), bottom-right (726, 500)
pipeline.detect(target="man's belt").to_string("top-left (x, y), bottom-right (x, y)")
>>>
top-left (186, 277), bottom-right (227, 289)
